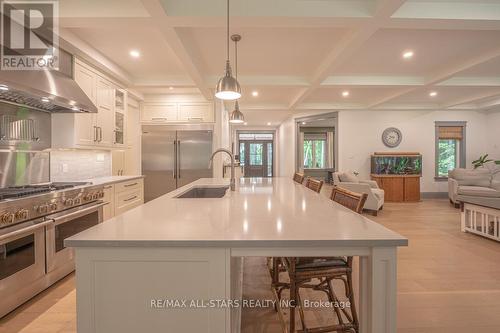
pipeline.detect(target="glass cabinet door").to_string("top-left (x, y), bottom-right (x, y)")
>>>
top-left (114, 90), bottom-right (125, 145)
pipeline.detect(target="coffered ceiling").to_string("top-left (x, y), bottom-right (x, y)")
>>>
top-left (57, 0), bottom-right (500, 125)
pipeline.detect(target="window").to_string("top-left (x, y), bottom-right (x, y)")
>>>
top-left (249, 143), bottom-right (263, 166)
top-left (239, 142), bottom-right (245, 166)
top-left (303, 139), bottom-right (326, 169)
top-left (435, 122), bottom-right (466, 179)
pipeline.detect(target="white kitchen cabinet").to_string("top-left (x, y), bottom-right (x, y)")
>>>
top-left (52, 59), bottom-right (126, 149)
top-left (112, 150), bottom-right (126, 176)
top-left (142, 103), bottom-right (178, 122)
top-left (114, 178), bottom-right (144, 216)
top-left (102, 179), bottom-right (144, 220)
top-left (178, 103), bottom-right (214, 122)
top-left (114, 89), bottom-right (127, 148)
top-left (141, 102), bottom-right (214, 123)
top-left (102, 184), bottom-right (115, 221)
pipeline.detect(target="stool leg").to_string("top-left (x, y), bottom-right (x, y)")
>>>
top-left (290, 277), bottom-right (297, 333)
top-left (346, 271), bottom-right (359, 332)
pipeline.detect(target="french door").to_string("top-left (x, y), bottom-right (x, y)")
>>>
top-left (240, 140), bottom-right (273, 177)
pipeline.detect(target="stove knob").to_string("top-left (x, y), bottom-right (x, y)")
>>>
top-left (38, 204), bottom-right (49, 214)
top-left (84, 194), bottom-right (92, 201)
top-left (1, 213), bottom-right (15, 224)
top-left (98, 191), bottom-right (104, 198)
top-left (50, 203), bottom-right (58, 211)
top-left (74, 198), bottom-right (82, 205)
top-left (15, 209), bottom-right (29, 220)
top-left (64, 198), bottom-right (74, 206)
top-left (92, 193), bottom-right (98, 200)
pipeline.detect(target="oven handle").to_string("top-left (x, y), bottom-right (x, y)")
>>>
top-left (0, 220), bottom-right (52, 243)
top-left (49, 202), bottom-right (106, 226)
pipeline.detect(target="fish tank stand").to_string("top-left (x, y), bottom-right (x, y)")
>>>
top-left (370, 152), bottom-right (422, 202)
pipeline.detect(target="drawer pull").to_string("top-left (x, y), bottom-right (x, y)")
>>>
top-left (152, 117), bottom-right (167, 121)
top-left (188, 117), bottom-right (203, 121)
top-left (104, 185), bottom-right (113, 189)
top-left (124, 196), bottom-right (138, 202)
top-left (124, 182), bottom-right (138, 187)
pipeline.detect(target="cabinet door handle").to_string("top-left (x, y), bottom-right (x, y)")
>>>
top-left (124, 182), bottom-right (138, 187)
top-left (93, 126), bottom-right (98, 142)
top-left (124, 195), bottom-right (137, 202)
top-left (99, 127), bottom-right (103, 142)
top-left (152, 117), bottom-right (167, 121)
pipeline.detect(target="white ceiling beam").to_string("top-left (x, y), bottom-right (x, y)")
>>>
top-left (287, 0), bottom-right (407, 109)
top-left (140, 0), bottom-right (212, 100)
top-left (369, 45), bottom-right (500, 107)
top-left (443, 91), bottom-right (500, 108)
top-left (438, 77), bottom-right (500, 87)
top-left (322, 75), bottom-right (424, 86)
top-left (203, 75), bottom-right (309, 87)
top-left (477, 97), bottom-right (500, 110)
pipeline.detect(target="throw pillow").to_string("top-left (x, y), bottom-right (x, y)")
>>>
top-left (339, 171), bottom-right (359, 183)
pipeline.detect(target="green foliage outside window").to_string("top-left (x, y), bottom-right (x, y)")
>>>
top-left (438, 139), bottom-right (457, 177)
top-left (303, 140), bottom-right (325, 169)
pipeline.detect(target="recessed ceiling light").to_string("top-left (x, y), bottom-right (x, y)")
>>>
top-left (429, 91), bottom-right (438, 97)
top-left (402, 50), bottom-right (414, 59)
top-left (342, 90), bottom-right (350, 97)
top-left (0, 84), bottom-right (8, 91)
top-left (129, 50), bottom-right (140, 58)
top-left (169, 86), bottom-right (174, 90)
top-left (71, 106), bottom-right (79, 111)
top-left (41, 97), bottom-right (50, 103)
top-left (252, 91), bottom-right (259, 97)
top-left (267, 122), bottom-right (271, 126)
top-left (244, 122), bottom-right (248, 126)
top-left (301, 122), bottom-right (306, 125)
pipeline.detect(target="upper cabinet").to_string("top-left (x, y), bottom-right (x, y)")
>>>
top-left (141, 101), bottom-right (214, 124)
top-left (52, 59), bottom-right (128, 149)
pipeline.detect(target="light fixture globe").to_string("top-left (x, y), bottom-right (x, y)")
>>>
top-left (215, 61), bottom-right (241, 100)
top-left (229, 101), bottom-right (244, 123)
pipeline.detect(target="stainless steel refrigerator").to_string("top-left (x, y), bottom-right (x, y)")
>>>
top-left (142, 125), bottom-right (213, 202)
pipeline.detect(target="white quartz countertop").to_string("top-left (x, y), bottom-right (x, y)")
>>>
top-left (83, 175), bottom-right (144, 186)
top-left (66, 178), bottom-right (407, 248)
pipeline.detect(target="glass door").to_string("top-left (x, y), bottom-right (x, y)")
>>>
top-left (240, 140), bottom-right (273, 177)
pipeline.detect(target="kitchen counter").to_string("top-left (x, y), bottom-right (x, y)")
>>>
top-left (67, 177), bottom-right (407, 333)
top-left (66, 177), bottom-right (405, 248)
top-left (83, 175), bottom-right (144, 186)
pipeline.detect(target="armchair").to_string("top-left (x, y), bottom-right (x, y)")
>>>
top-left (331, 172), bottom-right (385, 215)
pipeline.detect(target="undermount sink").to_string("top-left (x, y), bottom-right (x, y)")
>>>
top-left (175, 186), bottom-right (229, 198)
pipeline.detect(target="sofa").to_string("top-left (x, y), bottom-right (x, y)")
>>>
top-left (331, 171), bottom-right (385, 215)
top-left (448, 165), bottom-right (500, 209)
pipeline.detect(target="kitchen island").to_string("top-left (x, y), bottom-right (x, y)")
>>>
top-left (66, 178), bottom-right (407, 333)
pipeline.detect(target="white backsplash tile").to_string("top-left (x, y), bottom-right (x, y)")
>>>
top-left (50, 150), bottom-right (111, 182)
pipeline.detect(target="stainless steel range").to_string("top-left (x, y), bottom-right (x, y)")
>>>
top-left (0, 182), bottom-right (104, 228)
top-left (0, 181), bottom-right (106, 318)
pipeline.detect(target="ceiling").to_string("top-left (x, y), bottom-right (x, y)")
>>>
top-left (58, 0), bottom-right (500, 126)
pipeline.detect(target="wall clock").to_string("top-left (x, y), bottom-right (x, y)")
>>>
top-left (382, 127), bottom-right (402, 148)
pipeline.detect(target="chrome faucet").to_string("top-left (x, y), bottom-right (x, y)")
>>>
top-left (209, 148), bottom-right (236, 191)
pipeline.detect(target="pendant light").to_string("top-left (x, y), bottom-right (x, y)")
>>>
top-left (229, 34), bottom-right (245, 124)
top-left (215, 0), bottom-right (241, 100)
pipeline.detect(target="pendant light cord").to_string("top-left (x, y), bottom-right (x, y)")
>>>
top-left (235, 37), bottom-right (238, 79)
top-left (227, 0), bottom-right (230, 62)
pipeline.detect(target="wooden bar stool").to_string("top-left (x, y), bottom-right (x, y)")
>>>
top-left (293, 172), bottom-right (306, 184)
top-left (275, 187), bottom-right (367, 333)
top-left (305, 177), bottom-right (324, 193)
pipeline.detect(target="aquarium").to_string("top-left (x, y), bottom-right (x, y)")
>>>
top-left (371, 154), bottom-right (422, 175)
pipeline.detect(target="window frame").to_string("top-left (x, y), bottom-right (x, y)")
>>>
top-left (434, 121), bottom-right (467, 181)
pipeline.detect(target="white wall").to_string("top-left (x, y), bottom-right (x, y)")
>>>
top-left (486, 110), bottom-right (500, 160)
top-left (278, 117), bottom-right (296, 178)
top-left (51, 150), bottom-right (111, 181)
top-left (278, 109), bottom-right (492, 192)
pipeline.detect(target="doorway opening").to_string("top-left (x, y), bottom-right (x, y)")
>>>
top-left (237, 132), bottom-right (274, 177)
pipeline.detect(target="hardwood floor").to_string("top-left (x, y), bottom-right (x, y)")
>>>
top-left (2, 195), bottom-right (500, 332)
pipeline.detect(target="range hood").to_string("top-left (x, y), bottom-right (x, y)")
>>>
top-left (0, 69), bottom-right (97, 113)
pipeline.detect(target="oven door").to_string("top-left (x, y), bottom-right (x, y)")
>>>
top-left (45, 201), bottom-right (105, 274)
top-left (0, 218), bottom-right (51, 317)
